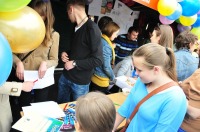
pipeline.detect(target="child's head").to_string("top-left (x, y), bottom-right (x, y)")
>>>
top-left (132, 43), bottom-right (177, 83)
top-left (175, 31), bottom-right (198, 51)
top-left (151, 25), bottom-right (174, 48)
top-left (75, 92), bottom-right (116, 132)
top-left (29, 0), bottom-right (54, 46)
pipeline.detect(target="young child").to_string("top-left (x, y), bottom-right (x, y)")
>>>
top-left (75, 92), bottom-right (116, 132)
top-left (113, 43), bottom-right (187, 131)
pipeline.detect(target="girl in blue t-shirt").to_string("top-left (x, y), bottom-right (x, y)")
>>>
top-left (113, 43), bottom-right (187, 132)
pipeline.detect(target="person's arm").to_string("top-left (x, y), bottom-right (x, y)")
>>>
top-left (46, 31), bottom-right (60, 68)
top-left (113, 112), bottom-right (125, 131)
top-left (102, 45), bottom-right (115, 81)
top-left (38, 32), bottom-right (59, 78)
top-left (117, 59), bottom-right (132, 77)
top-left (0, 81), bottom-right (33, 96)
top-left (13, 53), bottom-right (25, 80)
top-left (187, 103), bottom-right (200, 119)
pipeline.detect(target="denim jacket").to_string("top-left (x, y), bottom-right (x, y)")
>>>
top-left (93, 38), bottom-right (115, 81)
top-left (175, 48), bottom-right (199, 81)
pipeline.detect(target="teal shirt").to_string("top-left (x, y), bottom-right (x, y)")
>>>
top-left (118, 78), bottom-right (187, 132)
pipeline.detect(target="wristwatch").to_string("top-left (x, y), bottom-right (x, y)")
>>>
top-left (72, 60), bottom-right (77, 67)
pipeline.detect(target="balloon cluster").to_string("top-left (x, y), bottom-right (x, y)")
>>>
top-left (157, 0), bottom-right (200, 39)
top-left (0, 0), bottom-right (45, 86)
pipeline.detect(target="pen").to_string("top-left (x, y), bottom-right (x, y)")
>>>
top-left (33, 79), bottom-right (38, 83)
top-left (63, 103), bottom-right (68, 111)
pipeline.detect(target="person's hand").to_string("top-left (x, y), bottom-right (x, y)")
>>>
top-left (22, 81), bottom-right (34, 92)
top-left (61, 52), bottom-right (69, 63)
top-left (16, 61), bottom-right (24, 80)
top-left (38, 61), bottom-right (47, 79)
top-left (64, 60), bottom-right (74, 70)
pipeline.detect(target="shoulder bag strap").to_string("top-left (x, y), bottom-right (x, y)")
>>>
top-left (48, 30), bottom-right (55, 59)
top-left (21, 49), bottom-right (35, 62)
top-left (120, 81), bottom-right (178, 132)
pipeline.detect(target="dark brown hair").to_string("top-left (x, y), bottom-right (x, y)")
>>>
top-left (175, 31), bottom-right (198, 50)
top-left (98, 16), bottom-right (113, 32)
top-left (66, 0), bottom-right (86, 10)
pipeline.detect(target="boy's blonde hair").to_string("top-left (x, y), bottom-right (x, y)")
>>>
top-left (76, 92), bottom-right (116, 132)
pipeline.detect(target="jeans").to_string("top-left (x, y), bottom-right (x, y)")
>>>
top-left (57, 74), bottom-right (89, 103)
top-left (178, 128), bottom-right (186, 132)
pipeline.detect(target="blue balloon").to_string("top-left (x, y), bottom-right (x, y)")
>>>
top-left (179, 0), bottom-right (200, 16)
top-left (0, 33), bottom-right (13, 87)
top-left (166, 3), bottom-right (182, 20)
top-left (193, 14), bottom-right (200, 27)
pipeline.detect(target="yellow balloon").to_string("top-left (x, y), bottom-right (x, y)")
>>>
top-left (157, 0), bottom-right (177, 16)
top-left (0, 0), bottom-right (31, 12)
top-left (179, 14), bottom-right (198, 26)
top-left (191, 27), bottom-right (200, 39)
top-left (0, 6), bottom-right (45, 53)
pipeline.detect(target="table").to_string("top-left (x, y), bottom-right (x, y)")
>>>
top-left (59, 92), bottom-right (127, 129)
top-left (21, 92), bottom-right (127, 130)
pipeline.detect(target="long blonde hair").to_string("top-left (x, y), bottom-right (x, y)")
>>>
top-left (154, 25), bottom-right (174, 48)
top-left (133, 43), bottom-right (177, 82)
top-left (29, 0), bottom-right (55, 46)
top-left (75, 92), bottom-right (116, 132)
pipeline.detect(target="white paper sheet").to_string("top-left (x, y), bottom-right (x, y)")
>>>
top-left (12, 113), bottom-right (63, 132)
top-left (88, 0), bottom-right (102, 16)
top-left (115, 75), bottom-right (136, 89)
top-left (22, 101), bottom-right (65, 118)
top-left (24, 66), bottom-right (55, 89)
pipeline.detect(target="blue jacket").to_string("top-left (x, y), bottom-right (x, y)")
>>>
top-left (93, 38), bottom-right (115, 81)
top-left (175, 48), bottom-right (199, 81)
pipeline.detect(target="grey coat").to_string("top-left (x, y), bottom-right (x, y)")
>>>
top-left (113, 56), bottom-right (134, 77)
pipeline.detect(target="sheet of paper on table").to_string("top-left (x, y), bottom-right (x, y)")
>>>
top-left (22, 101), bottom-right (65, 118)
top-left (24, 66), bottom-right (55, 89)
top-left (12, 112), bottom-right (63, 132)
top-left (114, 75), bottom-right (136, 89)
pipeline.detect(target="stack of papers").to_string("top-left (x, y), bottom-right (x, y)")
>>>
top-left (12, 113), bottom-right (63, 132)
top-left (12, 101), bottom-right (65, 132)
top-left (22, 101), bottom-right (65, 118)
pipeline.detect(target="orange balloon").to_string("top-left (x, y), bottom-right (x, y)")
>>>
top-left (0, 6), bottom-right (45, 53)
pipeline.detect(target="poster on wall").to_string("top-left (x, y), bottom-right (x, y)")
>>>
top-left (133, 0), bottom-right (159, 10)
top-left (88, 0), bottom-right (114, 16)
top-left (88, 0), bottom-right (140, 35)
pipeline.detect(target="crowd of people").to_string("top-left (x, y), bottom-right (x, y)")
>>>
top-left (1, 0), bottom-right (200, 132)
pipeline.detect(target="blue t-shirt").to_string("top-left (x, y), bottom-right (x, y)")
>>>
top-left (118, 78), bottom-right (187, 132)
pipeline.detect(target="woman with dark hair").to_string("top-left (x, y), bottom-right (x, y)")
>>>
top-left (174, 31), bottom-right (198, 81)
